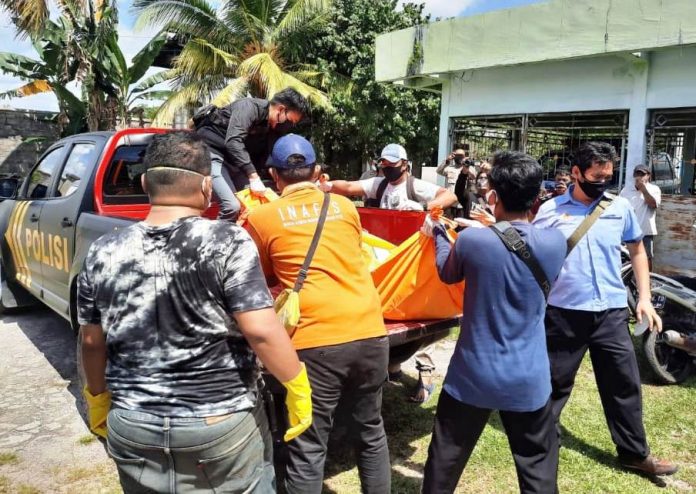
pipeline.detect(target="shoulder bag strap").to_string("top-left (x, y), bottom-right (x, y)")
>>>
top-left (292, 192), bottom-right (331, 292)
top-left (490, 221), bottom-right (551, 299)
top-left (566, 196), bottom-right (614, 255)
top-left (374, 177), bottom-right (389, 207)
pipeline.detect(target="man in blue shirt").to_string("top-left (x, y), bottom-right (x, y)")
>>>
top-left (534, 142), bottom-right (677, 476)
top-left (421, 151), bottom-right (566, 494)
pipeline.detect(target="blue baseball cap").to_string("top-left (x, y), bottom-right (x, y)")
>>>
top-left (271, 134), bottom-right (316, 169)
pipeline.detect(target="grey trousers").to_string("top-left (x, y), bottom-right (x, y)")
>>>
top-left (210, 153), bottom-right (241, 221)
top-left (107, 403), bottom-right (275, 494)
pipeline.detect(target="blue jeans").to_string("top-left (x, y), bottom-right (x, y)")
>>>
top-left (107, 404), bottom-right (275, 494)
top-left (210, 153), bottom-right (241, 221)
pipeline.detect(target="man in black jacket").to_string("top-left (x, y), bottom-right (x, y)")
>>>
top-left (195, 88), bottom-right (310, 220)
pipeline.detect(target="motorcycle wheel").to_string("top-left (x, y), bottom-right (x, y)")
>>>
top-left (643, 329), bottom-right (694, 384)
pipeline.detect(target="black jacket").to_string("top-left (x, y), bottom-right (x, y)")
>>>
top-left (196, 98), bottom-right (279, 177)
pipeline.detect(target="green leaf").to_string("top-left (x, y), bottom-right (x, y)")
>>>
top-left (127, 30), bottom-right (169, 84)
top-left (130, 69), bottom-right (175, 94)
top-left (0, 52), bottom-right (46, 80)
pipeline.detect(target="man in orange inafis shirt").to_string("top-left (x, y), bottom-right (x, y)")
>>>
top-left (246, 134), bottom-right (390, 494)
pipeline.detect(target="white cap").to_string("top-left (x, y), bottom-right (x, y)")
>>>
top-left (380, 143), bottom-right (408, 163)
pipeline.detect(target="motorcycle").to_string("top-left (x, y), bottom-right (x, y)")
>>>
top-left (621, 248), bottom-right (696, 384)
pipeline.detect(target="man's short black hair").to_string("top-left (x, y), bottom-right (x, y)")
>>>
top-left (555, 168), bottom-right (571, 177)
top-left (488, 151), bottom-right (543, 213)
top-left (574, 142), bottom-right (618, 174)
top-left (270, 88), bottom-right (310, 117)
top-left (143, 131), bottom-right (210, 197)
top-left (274, 154), bottom-right (315, 184)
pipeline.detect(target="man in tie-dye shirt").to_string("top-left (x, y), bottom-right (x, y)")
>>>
top-left (78, 131), bottom-right (312, 493)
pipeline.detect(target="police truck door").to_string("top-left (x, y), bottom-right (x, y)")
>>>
top-left (5, 146), bottom-right (67, 299)
top-left (39, 140), bottom-right (100, 316)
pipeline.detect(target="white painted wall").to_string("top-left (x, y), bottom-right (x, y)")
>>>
top-left (647, 46), bottom-right (696, 109)
top-left (436, 46), bottom-right (696, 188)
top-left (443, 55), bottom-right (636, 118)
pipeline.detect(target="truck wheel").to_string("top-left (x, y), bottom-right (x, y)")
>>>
top-left (643, 330), bottom-right (694, 384)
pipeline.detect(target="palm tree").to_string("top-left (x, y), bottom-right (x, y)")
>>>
top-left (133, 0), bottom-right (332, 125)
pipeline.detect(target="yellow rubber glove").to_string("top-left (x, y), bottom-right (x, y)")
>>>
top-left (83, 386), bottom-right (111, 439)
top-left (282, 363), bottom-right (313, 442)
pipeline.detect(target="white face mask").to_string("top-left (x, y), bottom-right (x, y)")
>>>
top-left (485, 189), bottom-right (497, 215)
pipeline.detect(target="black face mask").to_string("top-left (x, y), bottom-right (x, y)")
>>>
top-left (577, 174), bottom-right (610, 199)
top-left (274, 111), bottom-right (295, 134)
top-left (382, 165), bottom-right (405, 183)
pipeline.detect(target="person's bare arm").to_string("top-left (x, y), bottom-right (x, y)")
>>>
top-left (627, 241), bottom-right (663, 332)
top-left (436, 155), bottom-right (453, 176)
top-left (426, 188), bottom-right (458, 210)
top-left (80, 324), bottom-right (107, 395)
top-left (324, 180), bottom-right (366, 198)
top-left (637, 181), bottom-right (659, 209)
top-left (235, 308), bottom-right (302, 382)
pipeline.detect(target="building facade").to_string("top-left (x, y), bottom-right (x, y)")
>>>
top-left (375, 0), bottom-right (696, 195)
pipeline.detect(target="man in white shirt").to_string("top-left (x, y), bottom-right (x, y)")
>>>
top-left (620, 164), bottom-right (661, 270)
top-left (322, 143), bottom-right (457, 211)
top-left (321, 143), bottom-right (456, 404)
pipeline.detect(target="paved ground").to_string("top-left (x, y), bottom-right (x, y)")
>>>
top-left (0, 307), bottom-right (457, 494)
top-left (0, 308), bottom-right (120, 494)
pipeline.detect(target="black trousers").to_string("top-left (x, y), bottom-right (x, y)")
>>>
top-left (545, 306), bottom-right (650, 460)
top-left (422, 391), bottom-right (559, 494)
top-left (284, 336), bottom-right (390, 494)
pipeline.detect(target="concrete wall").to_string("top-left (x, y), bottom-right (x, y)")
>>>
top-left (435, 46), bottom-right (696, 185)
top-left (0, 110), bottom-right (59, 176)
top-left (0, 109), bottom-right (59, 177)
top-left (654, 195), bottom-right (696, 278)
top-left (443, 55), bottom-right (635, 117)
top-left (376, 0), bottom-right (696, 83)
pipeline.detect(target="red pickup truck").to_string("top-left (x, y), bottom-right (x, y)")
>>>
top-left (0, 128), bottom-right (455, 365)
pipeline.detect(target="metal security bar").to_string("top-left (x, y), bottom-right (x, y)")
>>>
top-left (451, 111), bottom-right (629, 185)
top-left (647, 109), bottom-right (696, 195)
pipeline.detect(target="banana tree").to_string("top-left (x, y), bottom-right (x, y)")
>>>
top-left (91, 30), bottom-right (172, 128)
top-left (0, 19), bottom-right (87, 135)
top-left (1, 0), bottom-right (169, 132)
top-left (133, 0), bottom-right (333, 125)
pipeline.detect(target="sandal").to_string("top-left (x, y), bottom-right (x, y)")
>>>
top-left (409, 379), bottom-right (436, 404)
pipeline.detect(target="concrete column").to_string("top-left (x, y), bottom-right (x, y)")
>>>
top-left (624, 54), bottom-right (650, 188)
top-left (682, 129), bottom-right (696, 195)
top-left (436, 78), bottom-right (452, 187)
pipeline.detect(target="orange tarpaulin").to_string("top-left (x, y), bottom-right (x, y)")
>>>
top-left (370, 229), bottom-right (464, 320)
top-left (236, 188), bottom-right (280, 225)
top-left (239, 191), bottom-right (464, 320)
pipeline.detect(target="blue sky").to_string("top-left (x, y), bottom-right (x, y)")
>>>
top-left (0, 0), bottom-right (545, 111)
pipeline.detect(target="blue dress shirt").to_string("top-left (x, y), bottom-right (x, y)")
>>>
top-left (533, 186), bottom-right (643, 311)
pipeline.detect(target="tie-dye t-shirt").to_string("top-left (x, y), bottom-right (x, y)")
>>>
top-left (77, 216), bottom-right (273, 417)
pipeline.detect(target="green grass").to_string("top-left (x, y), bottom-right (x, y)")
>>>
top-left (0, 453), bottom-right (18, 466)
top-left (322, 350), bottom-right (696, 493)
top-left (445, 326), bottom-right (460, 341)
top-left (76, 435), bottom-right (96, 446)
